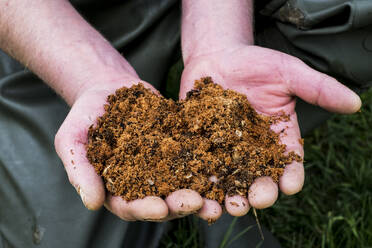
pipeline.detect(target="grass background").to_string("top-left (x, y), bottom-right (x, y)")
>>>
top-left (259, 88), bottom-right (372, 248)
top-left (161, 62), bottom-right (372, 247)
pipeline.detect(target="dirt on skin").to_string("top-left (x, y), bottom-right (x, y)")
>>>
top-left (87, 77), bottom-right (302, 204)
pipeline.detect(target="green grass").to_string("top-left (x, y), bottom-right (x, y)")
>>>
top-left (161, 62), bottom-right (372, 247)
top-left (160, 216), bottom-right (200, 248)
top-left (259, 90), bottom-right (372, 248)
top-left (218, 217), bottom-right (256, 248)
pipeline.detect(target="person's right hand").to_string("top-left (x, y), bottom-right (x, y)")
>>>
top-left (0, 0), bottom-right (207, 223)
top-left (0, 0), bottom-right (208, 221)
top-left (54, 76), bottom-right (205, 221)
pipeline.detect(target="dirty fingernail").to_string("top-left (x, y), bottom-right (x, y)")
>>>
top-left (75, 185), bottom-right (91, 210)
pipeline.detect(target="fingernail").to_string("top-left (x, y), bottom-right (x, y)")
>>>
top-left (177, 210), bottom-right (199, 216)
top-left (143, 218), bottom-right (166, 222)
top-left (206, 218), bottom-right (218, 225)
top-left (75, 185), bottom-right (93, 210)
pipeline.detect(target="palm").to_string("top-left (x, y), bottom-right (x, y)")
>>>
top-left (55, 78), bottom-right (204, 221)
top-left (180, 45), bottom-right (361, 213)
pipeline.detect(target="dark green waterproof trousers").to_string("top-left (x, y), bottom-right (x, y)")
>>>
top-left (1, 0), bottom-right (372, 247)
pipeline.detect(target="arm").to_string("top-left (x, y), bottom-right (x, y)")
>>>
top-left (182, 0), bottom-right (254, 65)
top-left (182, 1), bottom-right (256, 220)
top-left (0, 0), bottom-right (137, 106)
top-left (0, 0), bottom-right (203, 221)
top-left (181, 0), bottom-right (361, 221)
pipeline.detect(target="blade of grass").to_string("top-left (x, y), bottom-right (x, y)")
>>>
top-left (219, 217), bottom-right (238, 248)
top-left (225, 224), bottom-right (254, 247)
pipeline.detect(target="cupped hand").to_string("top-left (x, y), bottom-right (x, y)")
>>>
top-left (54, 76), bottom-right (204, 222)
top-left (180, 45), bottom-right (361, 220)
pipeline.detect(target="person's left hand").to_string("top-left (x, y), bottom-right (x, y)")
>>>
top-left (179, 45), bottom-right (361, 221)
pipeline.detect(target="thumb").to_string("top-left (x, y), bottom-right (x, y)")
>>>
top-left (179, 60), bottom-right (224, 100)
top-left (179, 67), bottom-right (202, 100)
top-left (285, 57), bottom-right (361, 114)
top-left (55, 93), bottom-right (107, 210)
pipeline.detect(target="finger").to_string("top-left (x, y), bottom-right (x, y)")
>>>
top-left (55, 80), bottom-right (160, 211)
top-left (271, 113), bottom-right (305, 195)
top-left (55, 91), bottom-right (108, 210)
top-left (107, 195), bottom-right (169, 222)
top-left (279, 161), bottom-right (304, 195)
top-left (165, 189), bottom-right (203, 218)
top-left (270, 113), bottom-right (303, 156)
top-left (55, 133), bottom-right (105, 210)
top-left (248, 176), bottom-right (278, 209)
top-left (284, 55), bottom-right (361, 114)
top-left (179, 61), bottom-right (226, 100)
top-left (104, 195), bottom-right (136, 221)
top-left (196, 198), bottom-right (222, 222)
top-left (225, 195), bottom-right (250, 216)
top-left (127, 196), bottom-right (169, 221)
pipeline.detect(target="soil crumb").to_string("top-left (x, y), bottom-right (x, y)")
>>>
top-left (87, 77), bottom-right (301, 204)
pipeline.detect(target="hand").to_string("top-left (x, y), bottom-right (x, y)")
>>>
top-left (179, 45), bottom-right (361, 220)
top-left (54, 76), bottom-right (204, 221)
top-left (0, 0), bottom-right (205, 222)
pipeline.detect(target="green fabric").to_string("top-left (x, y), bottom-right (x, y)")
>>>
top-left (0, 1), bottom-right (279, 247)
top-left (0, 1), bottom-right (177, 247)
top-left (1, 0), bottom-right (372, 247)
top-left (256, 0), bottom-right (372, 134)
top-left (261, 0), bottom-right (372, 89)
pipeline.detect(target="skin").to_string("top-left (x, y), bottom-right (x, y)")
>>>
top-left (181, 0), bottom-right (361, 221)
top-left (0, 0), bottom-right (202, 221)
top-left (0, 0), bottom-right (361, 223)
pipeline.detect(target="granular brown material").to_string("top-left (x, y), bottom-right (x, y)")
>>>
top-left (87, 77), bottom-right (301, 204)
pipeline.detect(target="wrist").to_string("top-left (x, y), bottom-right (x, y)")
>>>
top-left (33, 38), bottom-right (140, 106)
top-left (182, 42), bottom-right (247, 67)
top-left (181, 0), bottom-right (254, 65)
top-left (68, 69), bottom-right (141, 106)
top-left (0, 0), bottom-right (140, 106)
